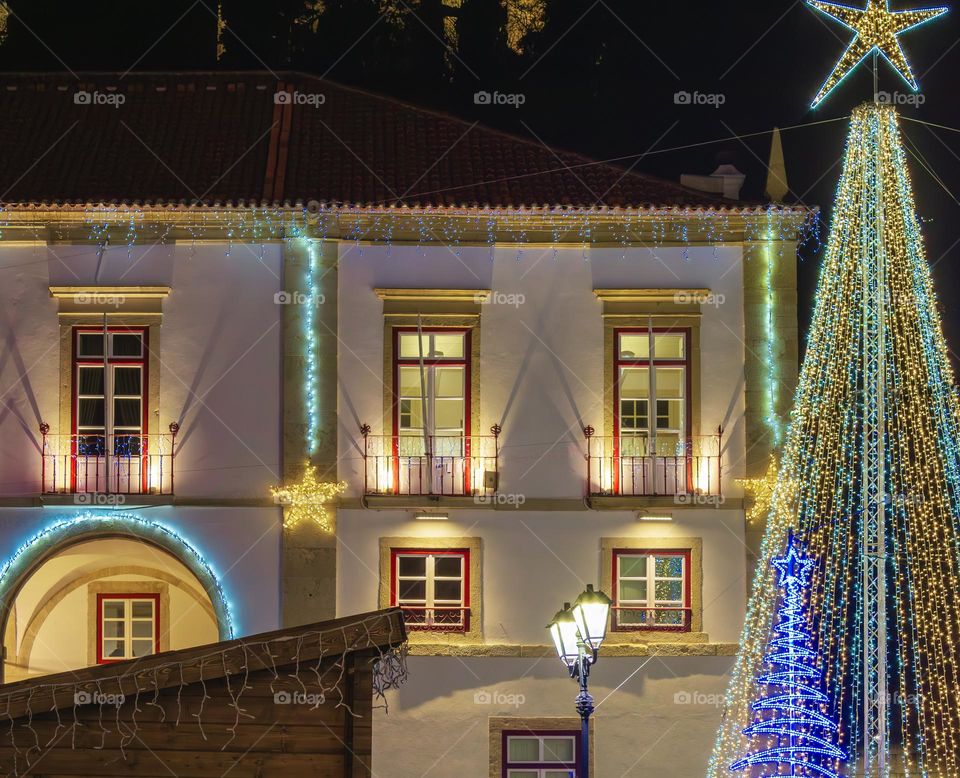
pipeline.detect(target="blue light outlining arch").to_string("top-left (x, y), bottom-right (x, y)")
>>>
top-left (0, 513), bottom-right (235, 658)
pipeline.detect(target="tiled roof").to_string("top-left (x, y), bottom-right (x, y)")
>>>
top-left (0, 71), bottom-right (741, 211)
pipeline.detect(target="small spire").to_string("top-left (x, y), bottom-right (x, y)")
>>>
top-left (765, 127), bottom-right (789, 204)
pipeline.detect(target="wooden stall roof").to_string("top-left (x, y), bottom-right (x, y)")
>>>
top-left (0, 607), bottom-right (407, 719)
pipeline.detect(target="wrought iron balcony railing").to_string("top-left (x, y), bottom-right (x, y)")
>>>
top-left (397, 605), bottom-right (470, 631)
top-left (40, 423), bottom-right (179, 495)
top-left (361, 426), bottom-right (500, 497)
top-left (611, 605), bottom-right (693, 632)
top-left (584, 429), bottom-right (722, 498)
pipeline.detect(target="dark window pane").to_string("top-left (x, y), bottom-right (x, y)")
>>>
top-left (103, 621), bottom-right (124, 638)
top-left (398, 580), bottom-right (426, 601)
top-left (434, 580), bottom-right (462, 601)
top-left (78, 367), bottom-right (105, 395)
top-left (113, 435), bottom-right (142, 456)
top-left (398, 556), bottom-right (426, 577)
top-left (114, 398), bottom-right (141, 427)
top-left (104, 640), bottom-right (125, 658)
top-left (114, 367), bottom-right (141, 395)
top-left (111, 333), bottom-right (143, 356)
top-left (77, 435), bottom-right (105, 456)
top-left (434, 556), bottom-right (462, 577)
top-left (102, 601), bottom-right (125, 619)
top-left (78, 398), bottom-right (105, 427)
top-left (132, 639), bottom-right (154, 657)
top-left (78, 333), bottom-right (104, 357)
top-left (131, 601), bottom-right (153, 618)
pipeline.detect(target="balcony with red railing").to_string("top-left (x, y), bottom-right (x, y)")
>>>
top-left (40, 422), bottom-right (179, 496)
top-left (362, 425), bottom-right (500, 497)
top-left (585, 428), bottom-right (722, 498)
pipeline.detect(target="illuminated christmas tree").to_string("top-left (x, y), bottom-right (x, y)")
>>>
top-left (730, 533), bottom-right (847, 777)
top-left (709, 101), bottom-right (960, 778)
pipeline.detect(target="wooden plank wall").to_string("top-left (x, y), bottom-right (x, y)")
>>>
top-left (0, 648), bottom-right (379, 777)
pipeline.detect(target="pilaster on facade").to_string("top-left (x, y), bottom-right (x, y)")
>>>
top-left (281, 237), bottom-right (340, 626)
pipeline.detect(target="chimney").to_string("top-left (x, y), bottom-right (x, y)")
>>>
top-left (681, 163), bottom-right (747, 200)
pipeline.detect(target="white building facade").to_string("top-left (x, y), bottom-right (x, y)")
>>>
top-left (0, 72), bottom-right (808, 776)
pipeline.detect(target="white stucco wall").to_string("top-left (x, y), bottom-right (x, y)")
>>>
top-left (0, 242), bottom-right (284, 499)
top-left (336, 243), bottom-right (747, 497)
top-left (376, 656), bottom-right (733, 777)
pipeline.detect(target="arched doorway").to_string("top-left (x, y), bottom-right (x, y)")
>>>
top-left (0, 514), bottom-right (234, 682)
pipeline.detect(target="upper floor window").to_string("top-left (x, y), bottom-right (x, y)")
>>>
top-left (394, 329), bottom-right (468, 448)
top-left (613, 549), bottom-right (690, 632)
top-left (502, 730), bottom-right (579, 777)
top-left (97, 593), bottom-right (159, 663)
top-left (74, 327), bottom-right (147, 457)
top-left (615, 329), bottom-right (689, 456)
top-left (391, 549), bottom-right (469, 631)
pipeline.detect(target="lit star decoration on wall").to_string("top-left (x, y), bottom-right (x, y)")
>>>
top-left (272, 464), bottom-right (346, 531)
top-left (807, 0), bottom-right (948, 107)
top-left (730, 533), bottom-right (848, 777)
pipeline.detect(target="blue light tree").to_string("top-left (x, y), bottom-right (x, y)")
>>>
top-left (730, 533), bottom-right (848, 778)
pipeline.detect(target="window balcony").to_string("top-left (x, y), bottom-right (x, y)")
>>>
top-left (397, 605), bottom-right (471, 632)
top-left (361, 427), bottom-right (500, 497)
top-left (40, 423), bottom-right (179, 496)
top-left (585, 429), bottom-right (722, 498)
top-left (611, 605), bottom-right (693, 632)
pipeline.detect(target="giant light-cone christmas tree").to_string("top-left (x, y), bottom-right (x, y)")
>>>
top-left (710, 31), bottom-right (960, 778)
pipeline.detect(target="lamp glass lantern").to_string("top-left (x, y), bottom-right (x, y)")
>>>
top-left (571, 584), bottom-right (612, 652)
top-left (547, 603), bottom-right (581, 668)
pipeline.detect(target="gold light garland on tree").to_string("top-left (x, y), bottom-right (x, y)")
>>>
top-left (710, 103), bottom-right (960, 777)
top-left (272, 464), bottom-right (346, 531)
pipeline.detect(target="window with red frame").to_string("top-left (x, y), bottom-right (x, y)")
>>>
top-left (73, 327), bottom-right (147, 461)
top-left (394, 329), bottom-right (469, 457)
top-left (502, 730), bottom-right (579, 777)
top-left (615, 329), bottom-right (690, 457)
top-left (391, 549), bottom-right (469, 631)
top-left (97, 593), bottom-right (160, 663)
top-left (612, 549), bottom-right (691, 631)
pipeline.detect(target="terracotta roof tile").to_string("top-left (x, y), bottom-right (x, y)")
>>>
top-left (0, 71), bottom-right (736, 210)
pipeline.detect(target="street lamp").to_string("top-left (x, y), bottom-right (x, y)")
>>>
top-left (547, 584), bottom-right (612, 778)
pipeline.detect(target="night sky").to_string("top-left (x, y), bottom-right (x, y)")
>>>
top-left (4, 0), bottom-right (960, 355)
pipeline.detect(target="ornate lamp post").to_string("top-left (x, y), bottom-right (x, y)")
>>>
top-left (547, 584), bottom-right (612, 778)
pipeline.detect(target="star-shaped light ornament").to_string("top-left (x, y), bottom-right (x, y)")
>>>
top-left (807, 0), bottom-right (948, 107)
top-left (771, 532), bottom-right (816, 587)
top-left (271, 464), bottom-right (346, 531)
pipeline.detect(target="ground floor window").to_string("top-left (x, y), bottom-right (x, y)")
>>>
top-left (97, 593), bottom-right (160, 663)
top-left (613, 549), bottom-right (690, 631)
top-left (502, 730), bottom-right (579, 777)
top-left (391, 549), bottom-right (469, 631)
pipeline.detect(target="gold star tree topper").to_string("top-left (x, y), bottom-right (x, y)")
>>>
top-left (808, 0), bottom-right (948, 107)
top-left (271, 464), bottom-right (346, 531)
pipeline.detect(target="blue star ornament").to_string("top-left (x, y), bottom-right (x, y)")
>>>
top-left (807, 0), bottom-right (949, 107)
top-left (771, 533), bottom-right (815, 586)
